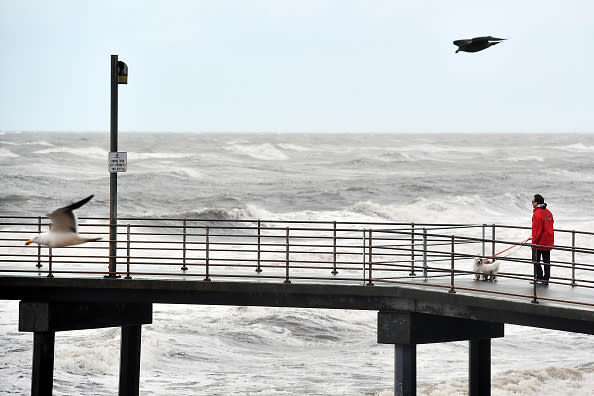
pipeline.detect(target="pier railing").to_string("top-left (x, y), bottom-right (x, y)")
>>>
top-left (1, 217), bottom-right (593, 307)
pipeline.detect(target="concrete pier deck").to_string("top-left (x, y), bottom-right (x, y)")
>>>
top-left (2, 275), bottom-right (592, 334)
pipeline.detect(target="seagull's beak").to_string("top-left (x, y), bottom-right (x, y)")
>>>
top-left (25, 240), bottom-right (33, 245)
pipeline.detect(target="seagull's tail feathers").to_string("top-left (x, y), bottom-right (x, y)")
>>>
top-left (83, 237), bottom-right (102, 243)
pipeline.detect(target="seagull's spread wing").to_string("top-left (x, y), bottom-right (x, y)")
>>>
top-left (47, 195), bottom-right (94, 233)
top-left (473, 36), bottom-right (506, 42)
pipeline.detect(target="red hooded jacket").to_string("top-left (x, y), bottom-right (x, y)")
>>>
top-left (532, 206), bottom-right (554, 250)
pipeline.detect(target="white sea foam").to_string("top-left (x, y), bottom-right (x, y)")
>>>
top-left (397, 143), bottom-right (494, 155)
top-left (277, 143), bottom-right (312, 152)
top-left (555, 143), bottom-right (594, 152)
top-left (0, 147), bottom-right (18, 158)
top-left (0, 140), bottom-right (54, 147)
top-left (34, 146), bottom-right (107, 159)
top-left (225, 143), bottom-right (289, 160)
top-left (128, 152), bottom-right (194, 160)
top-left (503, 155), bottom-right (545, 162)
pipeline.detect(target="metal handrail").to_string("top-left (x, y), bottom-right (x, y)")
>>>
top-left (1, 217), bottom-right (593, 307)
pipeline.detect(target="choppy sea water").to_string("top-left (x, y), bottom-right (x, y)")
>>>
top-left (1, 131), bottom-right (594, 395)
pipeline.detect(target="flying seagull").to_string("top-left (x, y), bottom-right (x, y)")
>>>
top-left (453, 36), bottom-right (506, 53)
top-left (25, 195), bottom-right (101, 248)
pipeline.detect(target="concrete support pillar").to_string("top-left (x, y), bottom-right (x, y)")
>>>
top-left (31, 331), bottom-right (55, 396)
top-left (469, 338), bottom-right (491, 396)
top-left (378, 311), bottom-right (503, 396)
top-left (19, 302), bottom-right (152, 396)
top-left (395, 344), bottom-right (416, 396)
top-left (119, 325), bottom-right (142, 396)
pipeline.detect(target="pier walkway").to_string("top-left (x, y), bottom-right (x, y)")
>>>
top-left (1, 218), bottom-right (593, 395)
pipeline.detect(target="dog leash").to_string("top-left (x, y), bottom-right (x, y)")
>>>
top-left (490, 236), bottom-right (532, 260)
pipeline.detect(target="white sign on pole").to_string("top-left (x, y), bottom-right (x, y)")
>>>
top-left (108, 152), bottom-right (127, 173)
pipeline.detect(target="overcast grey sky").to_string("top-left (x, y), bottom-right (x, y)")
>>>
top-left (1, 1), bottom-right (593, 133)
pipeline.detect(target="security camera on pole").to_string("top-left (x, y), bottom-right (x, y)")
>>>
top-left (108, 55), bottom-right (128, 278)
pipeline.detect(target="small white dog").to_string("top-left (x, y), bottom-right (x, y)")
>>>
top-left (473, 258), bottom-right (499, 281)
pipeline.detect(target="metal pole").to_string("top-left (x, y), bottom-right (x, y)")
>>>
top-left (531, 248), bottom-right (539, 304)
top-left (36, 216), bottom-right (42, 269)
top-left (362, 230), bottom-right (366, 285)
top-left (409, 223), bottom-right (416, 276)
top-left (367, 229), bottom-right (374, 286)
top-left (331, 221), bottom-right (338, 275)
top-left (47, 247), bottom-right (53, 278)
top-left (108, 54), bottom-right (119, 278)
top-left (181, 219), bottom-right (188, 271)
top-left (449, 236), bottom-right (456, 293)
top-left (204, 226), bottom-right (211, 281)
top-left (491, 224), bottom-right (496, 259)
top-left (284, 227), bottom-right (291, 284)
top-left (125, 224), bottom-right (132, 279)
top-left (482, 224), bottom-right (486, 257)
top-left (256, 220), bottom-right (262, 273)
top-left (571, 231), bottom-right (576, 286)
top-left (423, 228), bottom-right (428, 280)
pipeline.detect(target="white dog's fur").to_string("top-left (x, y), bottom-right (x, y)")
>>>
top-left (473, 258), bottom-right (499, 281)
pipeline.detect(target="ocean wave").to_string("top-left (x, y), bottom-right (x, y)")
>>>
top-left (132, 166), bottom-right (202, 179)
top-left (0, 147), bottom-right (18, 158)
top-left (397, 143), bottom-right (495, 155)
top-left (32, 146), bottom-right (194, 161)
top-left (277, 143), bottom-right (312, 152)
top-left (152, 196), bottom-right (530, 228)
top-left (0, 140), bottom-right (54, 147)
top-left (554, 143), bottom-right (594, 152)
top-left (34, 146), bottom-right (107, 159)
top-left (128, 152), bottom-right (194, 160)
top-left (54, 328), bottom-right (120, 375)
top-left (503, 155), bottom-right (545, 162)
top-left (224, 143), bottom-right (289, 160)
top-left (0, 194), bottom-right (32, 206)
top-left (349, 195), bottom-right (529, 225)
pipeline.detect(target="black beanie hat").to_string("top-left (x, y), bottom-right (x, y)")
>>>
top-left (534, 194), bottom-right (545, 205)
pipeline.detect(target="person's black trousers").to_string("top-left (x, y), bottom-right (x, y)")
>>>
top-left (532, 249), bottom-right (551, 282)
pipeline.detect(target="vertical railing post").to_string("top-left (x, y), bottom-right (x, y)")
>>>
top-left (409, 223), bottom-right (416, 276)
top-left (491, 224), bottom-right (496, 259)
top-left (482, 224), bottom-right (486, 257)
top-left (125, 224), bottom-right (132, 279)
top-left (367, 229), bottom-right (374, 286)
top-left (531, 247), bottom-right (539, 304)
top-left (256, 220), bottom-right (263, 273)
top-left (181, 219), bottom-right (188, 271)
top-left (36, 216), bottom-right (43, 269)
top-left (284, 227), bottom-right (291, 284)
top-left (47, 248), bottom-right (53, 278)
top-left (449, 236), bottom-right (456, 293)
top-left (204, 226), bottom-right (211, 281)
top-left (331, 221), bottom-right (338, 275)
top-left (423, 228), bottom-right (428, 280)
top-left (362, 229), bottom-right (367, 285)
top-left (571, 231), bottom-right (576, 287)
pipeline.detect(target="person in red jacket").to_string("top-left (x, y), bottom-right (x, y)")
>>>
top-left (531, 194), bottom-right (554, 285)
